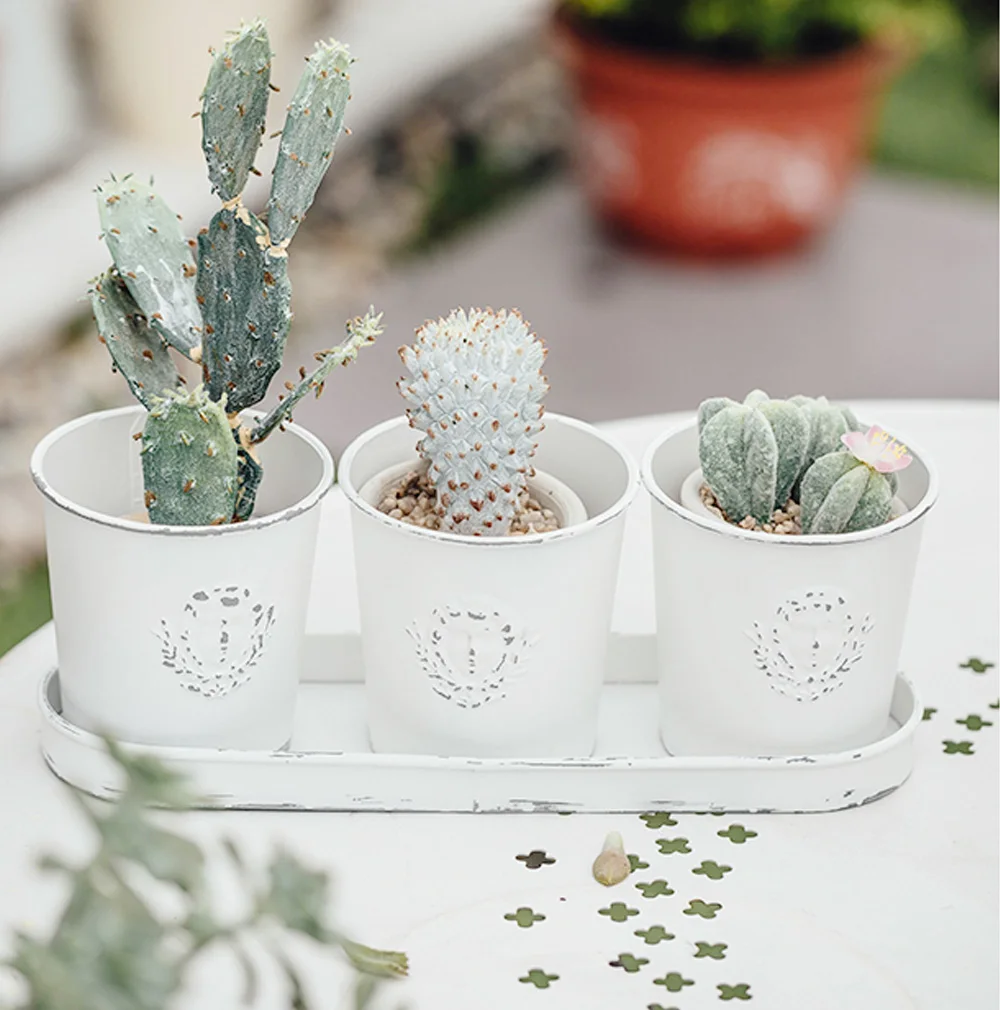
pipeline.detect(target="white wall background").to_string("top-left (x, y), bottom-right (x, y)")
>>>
top-left (0, 0), bottom-right (550, 356)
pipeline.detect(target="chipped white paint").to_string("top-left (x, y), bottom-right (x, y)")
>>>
top-left (37, 661), bottom-right (921, 813)
top-left (408, 602), bottom-right (536, 710)
top-left (158, 586), bottom-right (277, 699)
top-left (644, 421), bottom-right (938, 758)
top-left (748, 588), bottom-right (872, 703)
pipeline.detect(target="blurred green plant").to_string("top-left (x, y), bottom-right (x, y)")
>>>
top-left (562, 0), bottom-right (963, 61)
top-left (405, 132), bottom-right (561, 255)
top-left (3, 739), bottom-right (407, 1010)
top-left (876, 38), bottom-right (999, 186)
top-left (0, 563), bottom-right (51, 659)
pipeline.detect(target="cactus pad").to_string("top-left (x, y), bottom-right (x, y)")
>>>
top-left (799, 452), bottom-right (894, 534)
top-left (97, 176), bottom-right (203, 357)
top-left (89, 269), bottom-right (182, 409)
top-left (398, 308), bottom-right (548, 537)
top-left (266, 39), bottom-right (353, 246)
top-left (141, 388), bottom-right (239, 525)
top-left (197, 206), bottom-right (292, 412)
top-left (249, 308), bottom-right (382, 445)
top-left (201, 19), bottom-right (272, 201)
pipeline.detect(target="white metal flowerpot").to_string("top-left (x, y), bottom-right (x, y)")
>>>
top-left (339, 413), bottom-right (639, 758)
top-left (642, 420), bottom-right (938, 757)
top-left (30, 405), bottom-right (334, 750)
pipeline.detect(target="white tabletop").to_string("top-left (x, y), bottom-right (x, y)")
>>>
top-left (1, 402), bottom-right (997, 1009)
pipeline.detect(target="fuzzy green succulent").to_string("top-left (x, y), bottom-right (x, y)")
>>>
top-left (789, 394), bottom-right (860, 473)
top-left (696, 390), bottom-right (904, 534)
top-left (697, 389), bottom-right (810, 525)
top-left (799, 451), bottom-right (895, 533)
top-left (89, 20), bottom-right (380, 526)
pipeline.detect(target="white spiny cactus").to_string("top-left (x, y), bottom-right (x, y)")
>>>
top-left (397, 308), bottom-right (548, 536)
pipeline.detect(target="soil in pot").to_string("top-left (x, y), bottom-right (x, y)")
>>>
top-left (679, 468), bottom-right (908, 535)
top-left (359, 460), bottom-right (588, 537)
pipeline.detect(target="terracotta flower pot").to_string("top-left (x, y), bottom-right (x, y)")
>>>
top-left (553, 11), bottom-right (898, 256)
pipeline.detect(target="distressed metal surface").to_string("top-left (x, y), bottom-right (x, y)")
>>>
top-left (39, 664), bottom-right (919, 814)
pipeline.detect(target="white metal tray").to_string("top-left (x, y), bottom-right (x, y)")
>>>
top-left (38, 632), bottom-right (920, 814)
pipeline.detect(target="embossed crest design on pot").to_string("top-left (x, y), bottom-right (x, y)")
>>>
top-left (748, 588), bottom-right (872, 702)
top-left (407, 604), bottom-right (535, 709)
top-left (157, 587), bottom-right (276, 698)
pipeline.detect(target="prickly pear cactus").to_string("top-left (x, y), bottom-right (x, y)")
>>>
top-left (197, 205), bottom-right (292, 412)
top-left (89, 269), bottom-right (182, 409)
top-left (698, 391), bottom-right (809, 525)
top-left (267, 39), bottom-right (353, 246)
top-left (97, 176), bottom-right (203, 357)
top-left (799, 452), bottom-right (894, 534)
top-left (398, 308), bottom-right (547, 537)
top-left (141, 388), bottom-right (239, 526)
top-left (200, 19), bottom-right (272, 201)
top-left (90, 21), bottom-right (376, 525)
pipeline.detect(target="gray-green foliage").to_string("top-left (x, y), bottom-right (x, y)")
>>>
top-left (696, 389), bottom-right (897, 534)
top-left (799, 451), bottom-right (894, 533)
top-left (90, 19), bottom-right (377, 526)
top-left (4, 739), bottom-right (407, 1010)
top-left (697, 390), bottom-right (809, 525)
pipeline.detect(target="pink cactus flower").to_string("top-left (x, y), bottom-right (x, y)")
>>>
top-left (841, 425), bottom-right (913, 473)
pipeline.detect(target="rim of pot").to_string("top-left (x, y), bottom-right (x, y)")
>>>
top-left (30, 405), bottom-right (335, 537)
top-left (641, 418), bottom-right (940, 548)
top-left (339, 412), bottom-right (640, 547)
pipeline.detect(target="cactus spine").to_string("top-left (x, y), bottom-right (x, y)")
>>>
top-left (89, 20), bottom-right (377, 525)
top-left (397, 308), bottom-right (548, 537)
